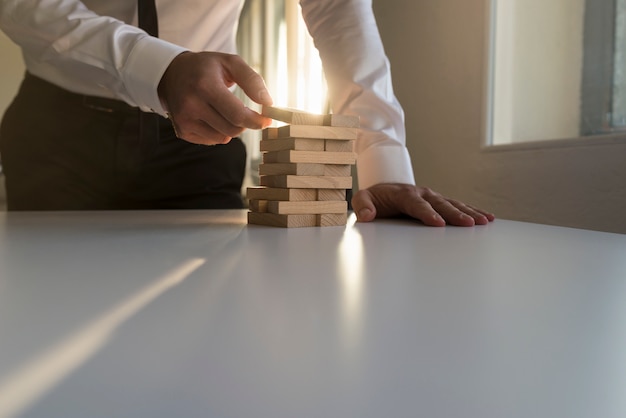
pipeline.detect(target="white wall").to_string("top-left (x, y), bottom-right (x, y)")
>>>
top-left (372, 0), bottom-right (626, 233)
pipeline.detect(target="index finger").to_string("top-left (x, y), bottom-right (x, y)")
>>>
top-left (206, 58), bottom-right (273, 129)
top-left (224, 55), bottom-right (274, 106)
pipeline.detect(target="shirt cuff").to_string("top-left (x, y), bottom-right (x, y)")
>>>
top-left (356, 144), bottom-right (416, 190)
top-left (123, 35), bottom-right (188, 116)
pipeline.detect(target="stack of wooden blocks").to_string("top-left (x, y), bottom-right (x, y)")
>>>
top-left (246, 106), bottom-right (359, 228)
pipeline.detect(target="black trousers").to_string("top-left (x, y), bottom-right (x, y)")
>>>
top-left (0, 73), bottom-right (246, 210)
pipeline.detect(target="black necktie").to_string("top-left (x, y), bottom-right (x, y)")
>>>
top-left (137, 0), bottom-right (160, 155)
top-left (138, 0), bottom-right (159, 37)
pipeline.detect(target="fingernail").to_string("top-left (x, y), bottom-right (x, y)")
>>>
top-left (358, 208), bottom-right (372, 220)
top-left (258, 89), bottom-right (272, 104)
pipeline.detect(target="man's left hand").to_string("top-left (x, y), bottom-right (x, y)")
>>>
top-left (351, 183), bottom-right (495, 226)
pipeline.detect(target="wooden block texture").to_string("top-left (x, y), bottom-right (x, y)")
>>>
top-left (317, 212), bottom-right (348, 227)
top-left (325, 140), bottom-right (354, 152)
top-left (258, 163), bottom-right (350, 177)
top-left (267, 200), bottom-right (347, 215)
top-left (323, 165), bottom-right (351, 177)
top-left (248, 199), bottom-right (268, 212)
top-left (246, 187), bottom-right (317, 201)
top-left (262, 127), bottom-right (279, 140)
top-left (259, 163), bottom-right (325, 176)
top-left (260, 175), bottom-right (353, 189)
top-left (248, 212), bottom-right (317, 228)
top-left (260, 138), bottom-right (324, 152)
top-left (262, 105), bottom-right (360, 128)
top-left (317, 189), bottom-right (347, 201)
top-left (322, 114), bottom-right (360, 128)
top-left (277, 125), bottom-right (357, 140)
top-left (263, 150), bottom-right (356, 165)
top-left (262, 105), bottom-right (325, 126)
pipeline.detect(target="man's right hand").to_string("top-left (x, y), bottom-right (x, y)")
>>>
top-left (158, 51), bottom-right (274, 145)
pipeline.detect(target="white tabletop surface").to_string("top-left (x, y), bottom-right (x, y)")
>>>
top-left (0, 210), bottom-right (625, 418)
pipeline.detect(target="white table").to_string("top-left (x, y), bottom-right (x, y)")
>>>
top-left (0, 210), bottom-right (625, 418)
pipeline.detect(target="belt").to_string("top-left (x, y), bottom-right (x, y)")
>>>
top-left (24, 72), bottom-right (139, 115)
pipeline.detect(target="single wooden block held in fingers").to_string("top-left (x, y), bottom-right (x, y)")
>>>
top-left (261, 105), bottom-right (360, 128)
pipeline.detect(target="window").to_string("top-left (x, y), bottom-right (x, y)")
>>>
top-left (488, 0), bottom-right (626, 145)
top-left (237, 0), bottom-right (327, 186)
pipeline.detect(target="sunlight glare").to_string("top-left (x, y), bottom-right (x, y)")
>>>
top-left (0, 258), bottom-right (206, 418)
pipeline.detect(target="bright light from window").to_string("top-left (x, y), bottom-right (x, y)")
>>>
top-left (275, 5), bottom-right (327, 114)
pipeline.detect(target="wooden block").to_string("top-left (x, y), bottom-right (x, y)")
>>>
top-left (277, 125), bottom-right (357, 140)
top-left (262, 127), bottom-right (279, 140)
top-left (258, 163), bottom-right (350, 177)
top-left (317, 189), bottom-right (347, 201)
top-left (259, 163), bottom-right (325, 176)
top-left (260, 138), bottom-right (324, 152)
top-left (322, 114), bottom-right (360, 128)
top-left (325, 139), bottom-right (354, 152)
top-left (267, 200), bottom-right (347, 215)
top-left (262, 105), bottom-right (360, 128)
top-left (248, 212), bottom-right (317, 228)
top-left (248, 199), bottom-right (268, 212)
top-left (246, 187), bottom-right (318, 201)
top-left (260, 175), bottom-right (353, 189)
top-left (317, 212), bottom-right (348, 227)
top-left (323, 164), bottom-right (351, 177)
top-left (262, 105), bottom-right (326, 126)
top-left (245, 187), bottom-right (347, 202)
top-left (263, 150), bottom-right (356, 165)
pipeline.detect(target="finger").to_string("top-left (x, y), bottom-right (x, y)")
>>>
top-left (425, 195), bottom-right (475, 227)
top-left (467, 204), bottom-right (496, 222)
top-left (224, 55), bottom-right (274, 106)
top-left (351, 190), bottom-right (377, 222)
top-left (193, 102), bottom-right (247, 138)
top-left (170, 117), bottom-right (231, 145)
top-left (173, 95), bottom-right (252, 142)
top-left (450, 200), bottom-right (496, 224)
top-left (447, 200), bottom-right (490, 225)
top-left (204, 83), bottom-right (271, 131)
top-left (399, 195), bottom-right (446, 227)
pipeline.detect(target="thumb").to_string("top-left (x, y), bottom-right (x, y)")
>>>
top-left (351, 189), bottom-right (377, 222)
top-left (225, 55), bottom-right (274, 106)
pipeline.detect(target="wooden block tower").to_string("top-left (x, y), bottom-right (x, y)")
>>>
top-left (246, 106), bottom-right (359, 228)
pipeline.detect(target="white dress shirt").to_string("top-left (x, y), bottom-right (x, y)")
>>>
top-left (0, 0), bottom-right (415, 189)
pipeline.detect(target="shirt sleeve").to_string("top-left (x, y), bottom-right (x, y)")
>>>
top-left (0, 0), bottom-right (186, 115)
top-left (299, 0), bottom-right (416, 189)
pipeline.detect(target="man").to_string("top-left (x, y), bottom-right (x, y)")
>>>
top-left (0, 0), bottom-right (494, 226)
